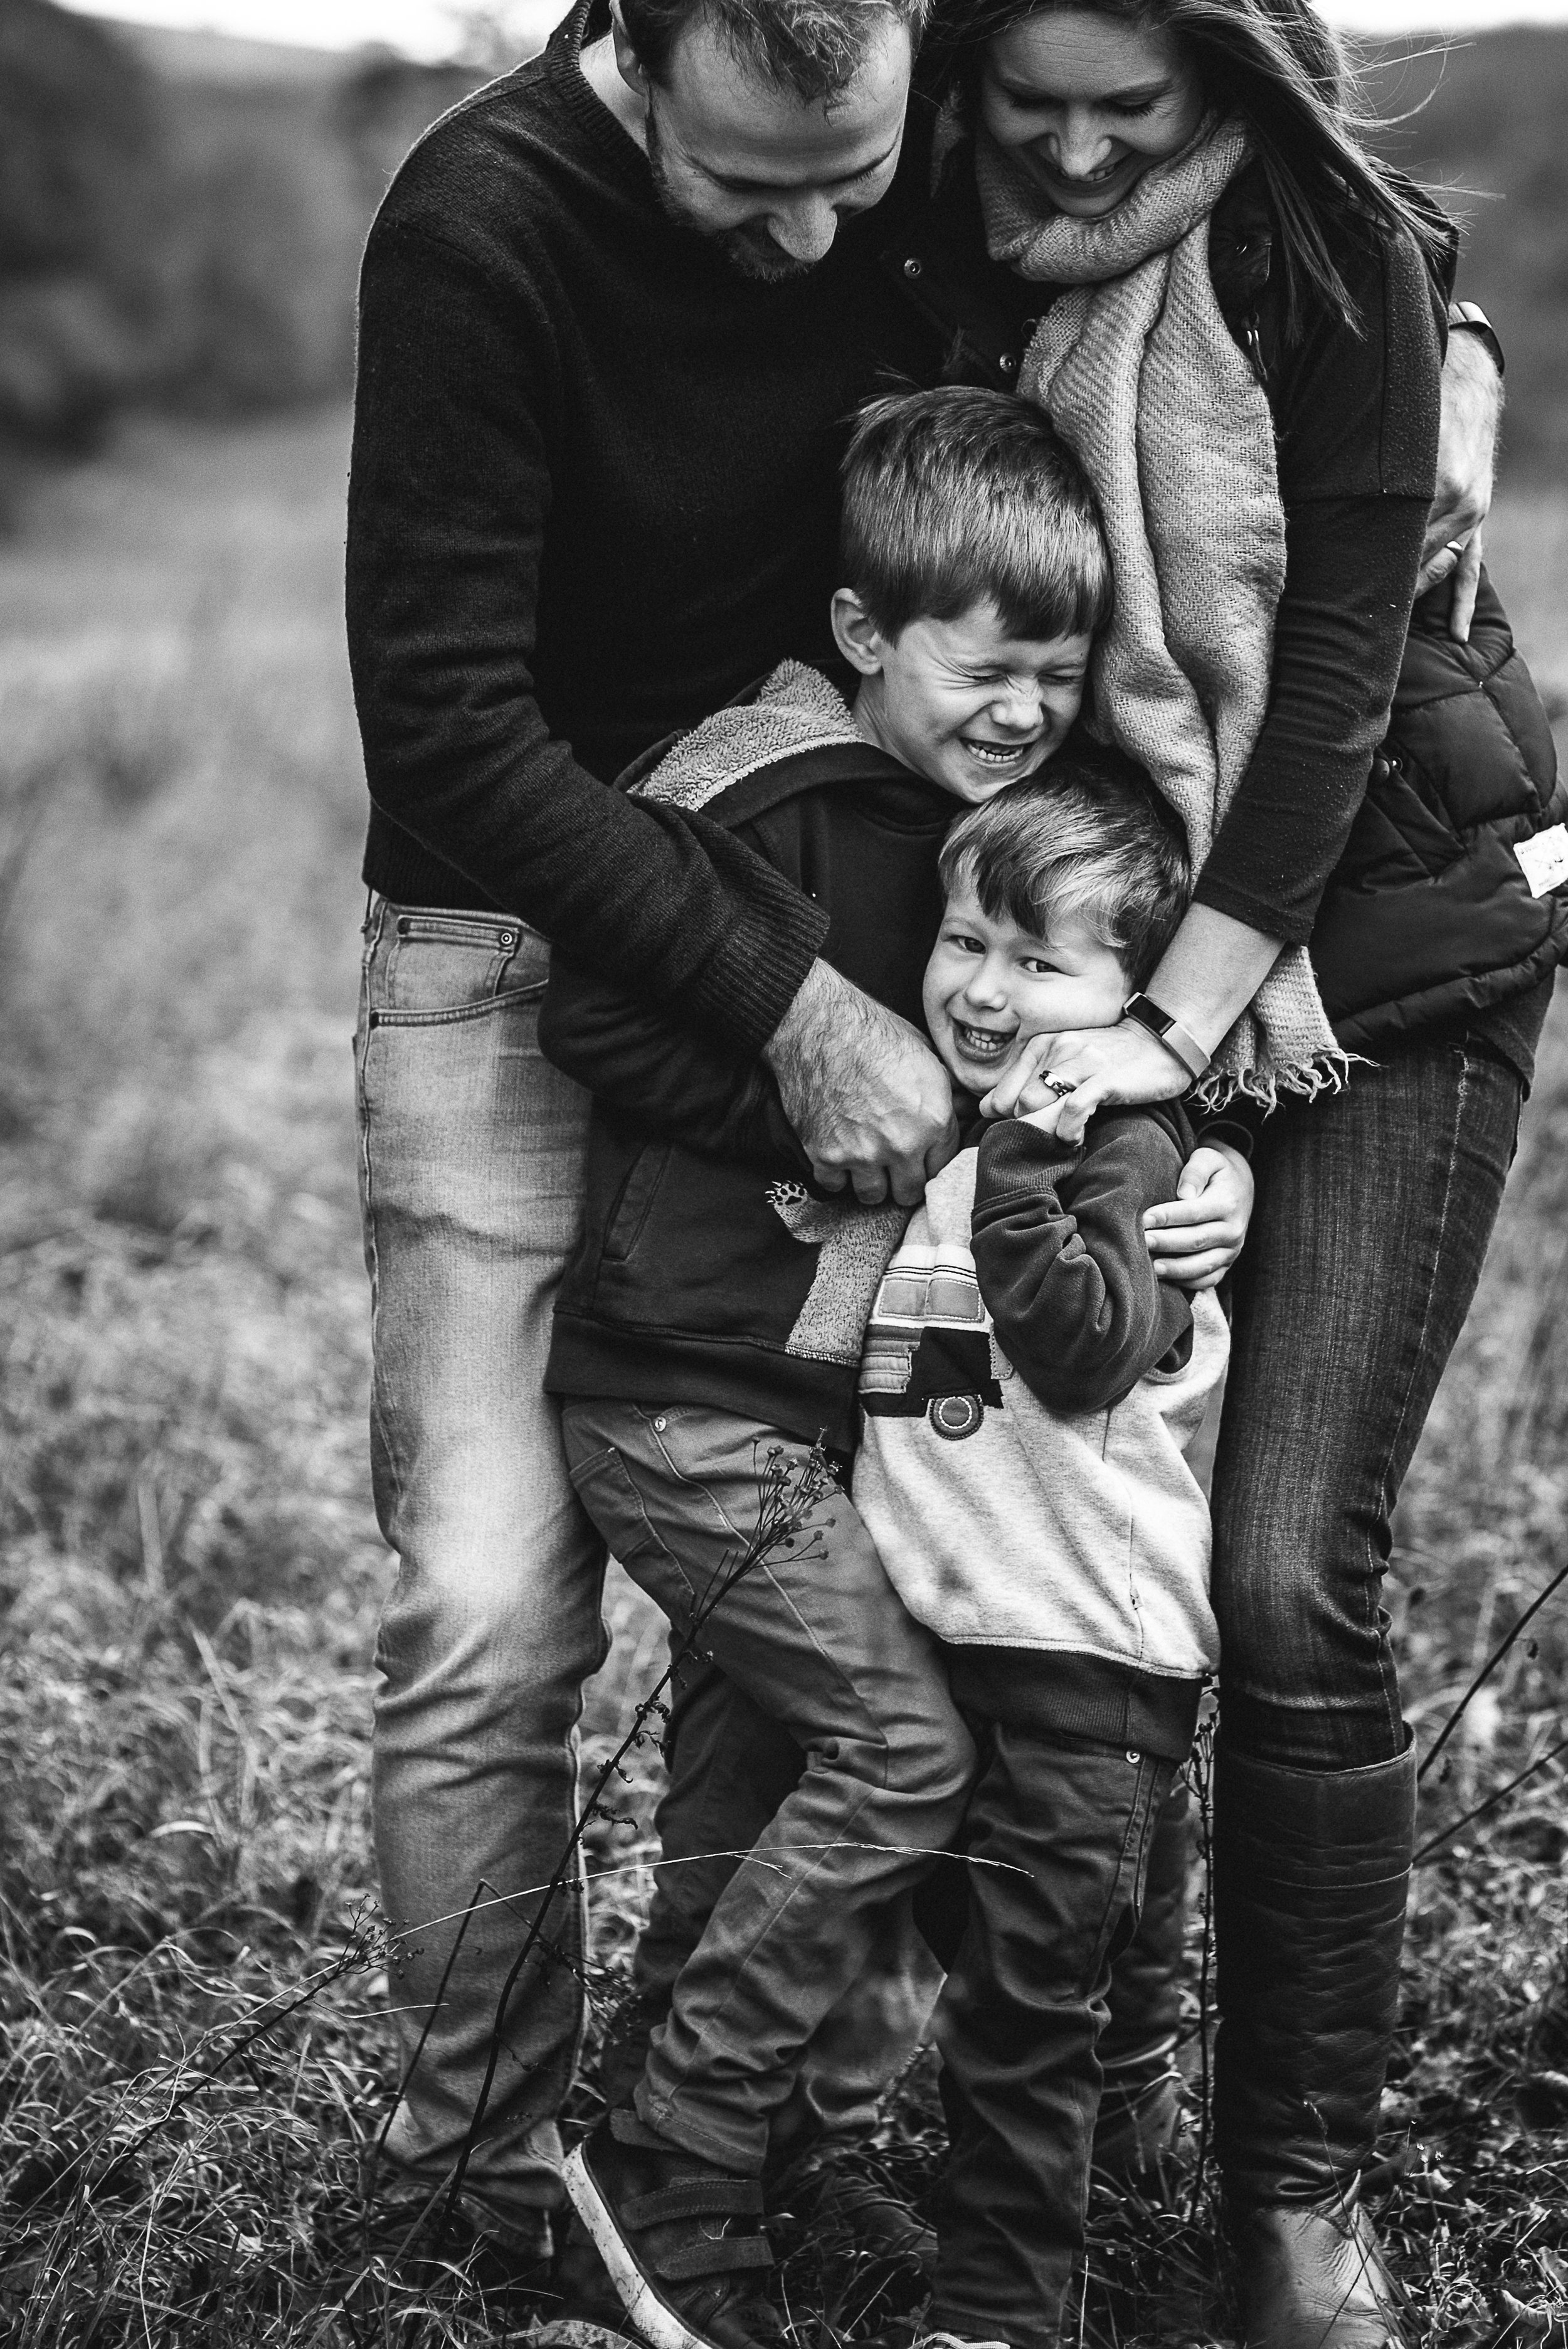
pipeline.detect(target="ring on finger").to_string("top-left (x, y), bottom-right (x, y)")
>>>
top-left (1445, 537), bottom-right (1468, 556)
top-left (1042, 1075), bottom-right (1075, 1100)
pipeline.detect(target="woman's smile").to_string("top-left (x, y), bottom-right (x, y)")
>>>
top-left (978, 10), bottom-right (1206, 221)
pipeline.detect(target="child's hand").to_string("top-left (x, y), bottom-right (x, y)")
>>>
top-left (1145, 1143), bottom-right (1253, 1290)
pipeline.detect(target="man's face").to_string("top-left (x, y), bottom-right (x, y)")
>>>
top-left (640, 10), bottom-right (912, 280)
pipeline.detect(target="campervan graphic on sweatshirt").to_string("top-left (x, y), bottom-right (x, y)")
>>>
top-left (859, 1236), bottom-right (1004, 1439)
top-left (852, 1133), bottom-right (1227, 1678)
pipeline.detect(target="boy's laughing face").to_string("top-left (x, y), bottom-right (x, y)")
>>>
top-left (924, 876), bottom-right (1130, 1093)
top-left (834, 593), bottom-right (1093, 803)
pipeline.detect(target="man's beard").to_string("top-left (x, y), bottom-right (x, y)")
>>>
top-left (644, 105), bottom-right (815, 284)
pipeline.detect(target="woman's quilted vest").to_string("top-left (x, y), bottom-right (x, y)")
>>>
top-left (1205, 174), bottom-right (1567, 1049)
top-left (1310, 573), bottom-right (1566, 1048)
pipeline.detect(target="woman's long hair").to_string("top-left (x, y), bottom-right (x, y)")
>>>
top-left (927, 0), bottom-right (1450, 335)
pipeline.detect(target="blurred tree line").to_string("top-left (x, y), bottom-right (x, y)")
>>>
top-left (1, 2), bottom-right (1565, 474)
top-left (0, 0), bottom-right (475, 456)
top-left (1364, 28), bottom-right (1568, 482)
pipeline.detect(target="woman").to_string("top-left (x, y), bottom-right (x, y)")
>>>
top-left (922, 4), bottom-right (1565, 2344)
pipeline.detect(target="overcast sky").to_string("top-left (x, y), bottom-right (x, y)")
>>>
top-left (62, 0), bottom-right (1568, 63)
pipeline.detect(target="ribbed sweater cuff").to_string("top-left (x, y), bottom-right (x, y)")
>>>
top-left (681, 872), bottom-right (831, 1056)
top-left (1191, 869), bottom-right (1314, 950)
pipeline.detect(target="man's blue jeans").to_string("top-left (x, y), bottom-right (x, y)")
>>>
top-left (356, 899), bottom-right (607, 2235)
top-left (354, 901), bottom-right (948, 2234)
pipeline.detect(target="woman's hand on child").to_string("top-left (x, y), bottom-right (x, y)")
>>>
top-left (1144, 1144), bottom-right (1254, 1291)
top-left (978, 1021), bottom-right (1188, 1140)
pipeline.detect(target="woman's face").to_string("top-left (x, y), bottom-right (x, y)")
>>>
top-left (978, 8), bottom-right (1205, 221)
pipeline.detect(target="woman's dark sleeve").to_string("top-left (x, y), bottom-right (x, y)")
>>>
top-left (1192, 225), bottom-right (1443, 945)
top-left (346, 220), bottom-right (826, 1053)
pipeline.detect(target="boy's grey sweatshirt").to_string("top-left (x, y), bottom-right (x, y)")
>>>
top-left (853, 1119), bottom-right (1228, 1760)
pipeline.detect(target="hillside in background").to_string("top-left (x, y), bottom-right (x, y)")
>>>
top-left (1, 6), bottom-right (1565, 475)
top-left (1365, 26), bottom-right (1568, 477)
top-left (0, 0), bottom-right (476, 464)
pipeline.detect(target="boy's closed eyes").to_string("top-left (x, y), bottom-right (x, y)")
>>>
top-left (832, 590), bottom-right (1093, 804)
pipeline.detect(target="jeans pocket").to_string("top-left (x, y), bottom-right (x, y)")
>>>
top-left (567, 1438), bottom-right (699, 1611)
top-left (373, 903), bottom-right (551, 1025)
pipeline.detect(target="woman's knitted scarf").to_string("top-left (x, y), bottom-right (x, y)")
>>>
top-left (979, 116), bottom-right (1344, 1105)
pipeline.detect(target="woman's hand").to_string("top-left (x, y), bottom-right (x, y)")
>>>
top-left (980, 1020), bottom-right (1188, 1143)
top-left (1145, 1143), bottom-right (1253, 1291)
top-left (1417, 327), bottom-right (1503, 644)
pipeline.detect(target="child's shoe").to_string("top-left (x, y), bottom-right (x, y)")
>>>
top-left (781, 2150), bottom-right (934, 2323)
top-left (1091, 2035), bottom-right (1184, 2188)
top-left (564, 2109), bottom-right (777, 2349)
top-left (1518, 1958), bottom-right (1568, 2127)
top-left (806, 2155), bottom-right (934, 2272)
top-left (918, 2332), bottom-right (1013, 2349)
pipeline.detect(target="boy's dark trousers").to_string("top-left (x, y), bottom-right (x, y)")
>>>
top-left (559, 1400), bottom-right (975, 2175)
top-left (928, 1703), bottom-right (1175, 2349)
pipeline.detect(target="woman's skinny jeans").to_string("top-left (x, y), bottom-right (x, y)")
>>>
top-left (1211, 1027), bottom-right (1525, 1773)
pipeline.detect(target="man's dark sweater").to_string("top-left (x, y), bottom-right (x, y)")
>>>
top-left (346, 1), bottom-right (1029, 1054)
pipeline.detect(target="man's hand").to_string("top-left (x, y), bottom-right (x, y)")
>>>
top-left (1145, 1143), bottom-right (1254, 1291)
top-left (1418, 327), bottom-right (1504, 642)
top-left (765, 960), bottom-right (959, 1207)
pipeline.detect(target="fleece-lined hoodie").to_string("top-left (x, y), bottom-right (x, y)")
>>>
top-left (541, 663), bottom-right (955, 1452)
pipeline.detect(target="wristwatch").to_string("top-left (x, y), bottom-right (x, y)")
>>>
top-left (1447, 300), bottom-right (1505, 380)
top-left (1121, 993), bottom-right (1212, 1086)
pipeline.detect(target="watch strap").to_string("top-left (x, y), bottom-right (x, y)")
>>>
top-left (1447, 300), bottom-right (1505, 380)
top-left (1121, 993), bottom-right (1211, 1085)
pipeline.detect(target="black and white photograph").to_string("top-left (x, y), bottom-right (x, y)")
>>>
top-left (3, 0), bottom-right (1567, 2339)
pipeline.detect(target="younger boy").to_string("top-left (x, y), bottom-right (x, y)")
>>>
top-left (854, 777), bottom-right (1229, 2349)
top-left (540, 386), bottom-right (1112, 2349)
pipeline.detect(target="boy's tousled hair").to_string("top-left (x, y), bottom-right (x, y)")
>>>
top-left (621, 0), bottom-right (930, 101)
top-left (938, 748), bottom-right (1191, 990)
top-left (841, 386), bottom-right (1113, 644)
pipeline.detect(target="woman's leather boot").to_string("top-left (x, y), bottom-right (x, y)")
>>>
top-left (1214, 1739), bottom-right (1417, 2349)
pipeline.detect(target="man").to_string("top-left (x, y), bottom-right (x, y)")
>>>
top-left (346, 0), bottom-right (1503, 2270)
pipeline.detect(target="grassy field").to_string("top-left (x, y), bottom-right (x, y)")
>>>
top-left (1, 408), bottom-right (1566, 2344)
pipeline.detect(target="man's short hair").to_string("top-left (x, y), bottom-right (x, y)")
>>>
top-left (938, 747), bottom-right (1191, 991)
top-left (841, 385), bottom-right (1113, 645)
top-left (620, 0), bottom-right (929, 101)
